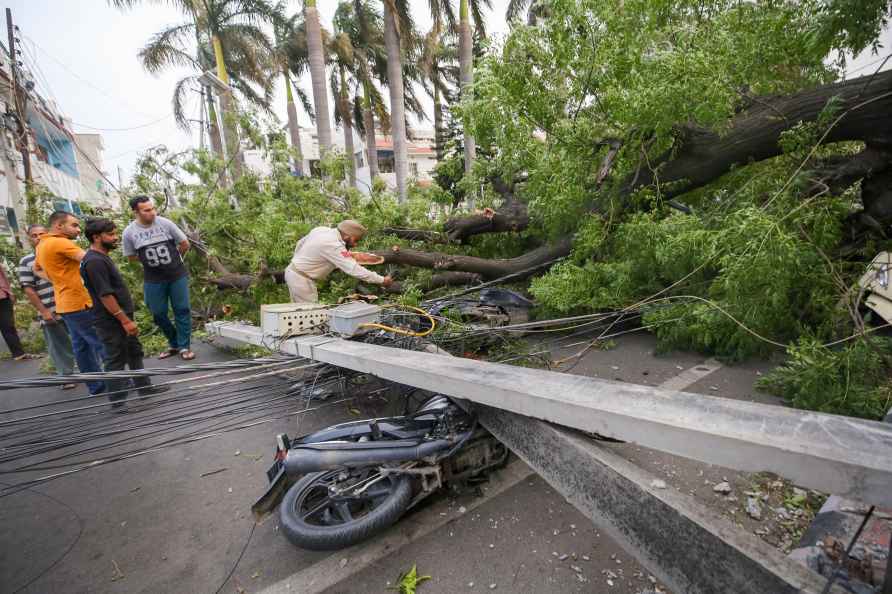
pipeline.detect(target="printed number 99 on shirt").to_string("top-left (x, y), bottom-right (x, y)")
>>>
top-left (144, 244), bottom-right (173, 267)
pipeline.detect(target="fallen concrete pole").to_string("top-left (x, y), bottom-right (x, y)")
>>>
top-left (479, 408), bottom-right (845, 594)
top-left (205, 323), bottom-right (892, 508)
top-left (207, 323), bottom-right (858, 592)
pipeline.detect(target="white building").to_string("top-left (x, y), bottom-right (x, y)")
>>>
top-left (0, 42), bottom-right (117, 242)
top-left (242, 125), bottom-right (438, 194)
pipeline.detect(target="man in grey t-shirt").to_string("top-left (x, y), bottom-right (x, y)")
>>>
top-left (122, 195), bottom-right (195, 360)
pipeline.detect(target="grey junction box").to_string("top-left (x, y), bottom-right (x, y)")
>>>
top-left (328, 302), bottom-right (381, 337)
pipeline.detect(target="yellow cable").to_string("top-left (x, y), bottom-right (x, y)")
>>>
top-left (358, 305), bottom-right (437, 337)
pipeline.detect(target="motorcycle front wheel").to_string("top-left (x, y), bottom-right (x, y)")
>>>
top-left (279, 467), bottom-right (413, 550)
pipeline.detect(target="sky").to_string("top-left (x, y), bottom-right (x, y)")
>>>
top-left (6, 1), bottom-right (890, 188)
top-left (7, 0), bottom-right (510, 187)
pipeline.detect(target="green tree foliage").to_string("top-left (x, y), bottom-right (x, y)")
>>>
top-left (465, 0), bottom-right (892, 417)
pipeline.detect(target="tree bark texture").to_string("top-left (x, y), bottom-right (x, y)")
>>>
top-left (285, 75), bottom-right (305, 176)
top-left (339, 66), bottom-right (357, 187)
top-left (383, 3), bottom-right (409, 203)
top-left (205, 87), bottom-right (224, 159)
top-left (373, 238), bottom-right (571, 280)
top-left (306, 3), bottom-right (333, 157)
top-left (434, 79), bottom-right (444, 161)
top-left (363, 80), bottom-right (380, 178)
top-left (459, 0), bottom-right (476, 205)
top-left (620, 70), bottom-right (892, 205)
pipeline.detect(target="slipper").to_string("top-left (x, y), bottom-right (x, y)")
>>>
top-left (61, 383), bottom-right (78, 390)
top-left (179, 349), bottom-right (196, 360)
top-left (13, 353), bottom-right (39, 361)
top-left (158, 348), bottom-right (179, 360)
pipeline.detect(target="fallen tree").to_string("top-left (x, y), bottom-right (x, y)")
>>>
top-left (618, 69), bottom-right (892, 225)
top-left (373, 238), bottom-right (572, 280)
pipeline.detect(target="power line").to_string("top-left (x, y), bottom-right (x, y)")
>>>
top-left (69, 113), bottom-right (173, 132)
top-left (23, 34), bottom-right (156, 119)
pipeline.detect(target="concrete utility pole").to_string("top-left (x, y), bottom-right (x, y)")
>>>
top-left (6, 8), bottom-right (32, 186)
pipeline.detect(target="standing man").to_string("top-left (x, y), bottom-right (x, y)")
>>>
top-left (122, 196), bottom-right (195, 360)
top-left (81, 219), bottom-right (166, 411)
top-left (18, 224), bottom-right (76, 388)
top-left (34, 211), bottom-right (106, 396)
top-left (285, 220), bottom-right (392, 303)
top-left (0, 261), bottom-right (34, 361)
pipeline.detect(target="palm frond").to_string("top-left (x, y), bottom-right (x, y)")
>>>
top-left (470, 0), bottom-right (491, 38)
top-left (139, 23), bottom-right (199, 74)
top-left (172, 74), bottom-right (200, 131)
top-left (505, 0), bottom-right (531, 23)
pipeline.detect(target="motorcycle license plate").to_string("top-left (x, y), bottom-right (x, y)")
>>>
top-left (252, 464), bottom-right (288, 521)
top-left (266, 459), bottom-right (283, 483)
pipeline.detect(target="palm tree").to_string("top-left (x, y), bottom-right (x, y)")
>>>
top-left (329, 31), bottom-right (358, 187)
top-left (340, 0), bottom-right (389, 181)
top-left (271, 3), bottom-right (315, 176)
top-left (506, 0), bottom-right (549, 25)
top-left (304, 0), bottom-right (333, 157)
top-left (419, 15), bottom-right (458, 161)
top-left (381, 0), bottom-right (415, 203)
top-left (110, 0), bottom-right (278, 177)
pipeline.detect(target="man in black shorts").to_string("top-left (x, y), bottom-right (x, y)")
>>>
top-left (81, 218), bottom-right (166, 411)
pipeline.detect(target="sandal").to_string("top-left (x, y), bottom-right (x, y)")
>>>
top-left (179, 349), bottom-right (196, 360)
top-left (158, 348), bottom-right (179, 360)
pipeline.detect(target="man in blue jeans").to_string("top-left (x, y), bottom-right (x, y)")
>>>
top-left (34, 211), bottom-right (106, 396)
top-left (123, 196), bottom-right (195, 360)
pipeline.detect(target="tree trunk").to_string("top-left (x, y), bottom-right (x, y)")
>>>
top-left (363, 80), bottom-right (379, 178)
top-left (459, 0), bottom-right (476, 204)
top-left (383, 3), bottom-right (409, 203)
top-left (433, 76), bottom-right (444, 161)
top-left (285, 72), bottom-right (305, 176)
top-left (444, 200), bottom-right (530, 242)
top-left (339, 65), bottom-right (357, 187)
top-left (619, 69), bottom-right (892, 206)
top-left (211, 34), bottom-right (242, 179)
top-left (205, 87), bottom-right (224, 159)
top-left (374, 238), bottom-right (571, 280)
top-left (306, 1), bottom-right (333, 158)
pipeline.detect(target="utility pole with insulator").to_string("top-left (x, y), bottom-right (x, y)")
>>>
top-left (5, 8), bottom-right (32, 187)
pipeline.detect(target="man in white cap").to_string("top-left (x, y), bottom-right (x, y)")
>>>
top-left (285, 220), bottom-right (393, 303)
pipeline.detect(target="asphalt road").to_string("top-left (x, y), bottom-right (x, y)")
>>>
top-left (0, 332), bottom-right (781, 594)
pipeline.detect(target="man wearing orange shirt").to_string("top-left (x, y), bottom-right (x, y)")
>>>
top-left (35, 211), bottom-right (106, 396)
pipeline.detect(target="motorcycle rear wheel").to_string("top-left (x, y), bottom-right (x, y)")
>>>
top-left (279, 468), bottom-right (412, 550)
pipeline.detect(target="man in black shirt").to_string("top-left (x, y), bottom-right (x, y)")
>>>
top-left (81, 218), bottom-right (165, 411)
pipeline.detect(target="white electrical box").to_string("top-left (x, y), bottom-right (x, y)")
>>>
top-left (260, 303), bottom-right (329, 337)
top-left (329, 302), bottom-right (381, 337)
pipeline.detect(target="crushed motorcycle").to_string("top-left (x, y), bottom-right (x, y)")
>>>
top-left (252, 394), bottom-right (509, 550)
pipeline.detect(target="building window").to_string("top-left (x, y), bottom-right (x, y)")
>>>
top-left (308, 160), bottom-right (322, 177)
top-left (409, 162), bottom-right (419, 177)
top-left (378, 151), bottom-right (394, 173)
top-left (355, 151), bottom-right (364, 169)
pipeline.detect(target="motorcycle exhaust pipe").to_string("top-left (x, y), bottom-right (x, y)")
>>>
top-left (283, 439), bottom-right (454, 475)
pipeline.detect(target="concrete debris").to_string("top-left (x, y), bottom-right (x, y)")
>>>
top-left (746, 497), bottom-right (763, 520)
top-left (650, 479), bottom-right (667, 489)
top-left (571, 565), bottom-right (583, 573)
top-left (489, 583), bottom-right (497, 590)
top-left (458, 506), bottom-right (467, 514)
top-left (339, 558), bottom-right (348, 569)
top-left (713, 481), bottom-right (732, 494)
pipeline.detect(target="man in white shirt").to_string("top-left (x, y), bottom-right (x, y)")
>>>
top-left (285, 220), bottom-right (392, 303)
